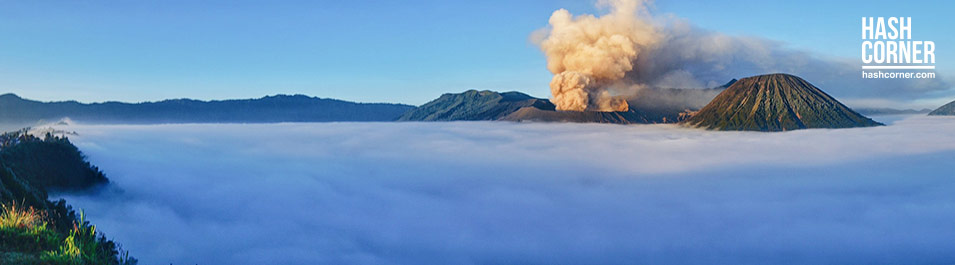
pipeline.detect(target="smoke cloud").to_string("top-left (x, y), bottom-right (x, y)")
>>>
top-left (49, 116), bottom-right (955, 264)
top-left (538, 0), bottom-right (659, 111)
top-left (535, 0), bottom-right (953, 110)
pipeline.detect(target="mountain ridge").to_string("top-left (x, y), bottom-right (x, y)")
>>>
top-left (929, 100), bottom-right (955, 116)
top-left (0, 93), bottom-right (414, 124)
top-left (854, 107), bottom-right (933, 116)
top-left (401, 82), bottom-right (736, 124)
top-left (398, 90), bottom-right (555, 121)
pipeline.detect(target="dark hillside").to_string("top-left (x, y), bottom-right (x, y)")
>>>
top-left (0, 130), bottom-right (133, 264)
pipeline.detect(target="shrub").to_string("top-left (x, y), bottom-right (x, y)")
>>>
top-left (0, 202), bottom-right (61, 253)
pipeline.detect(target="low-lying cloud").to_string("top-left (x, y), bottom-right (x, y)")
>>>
top-left (54, 117), bottom-right (955, 264)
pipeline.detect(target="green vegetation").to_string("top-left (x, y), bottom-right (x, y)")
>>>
top-left (1, 203), bottom-right (134, 265)
top-left (0, 203), bottom-right (60, 254)
top-left (0, 130), bottom-right (135, 265)
top-left (1, 132), bottom-right (108, 191)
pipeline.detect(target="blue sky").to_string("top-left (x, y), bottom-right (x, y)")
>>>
top-left (0, 0), bottom-right (952, 105)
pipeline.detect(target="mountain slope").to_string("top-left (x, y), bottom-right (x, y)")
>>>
top-left (0, 130), bottom-right (133, 264)
top-left (0, 93), bottom-right (414, 124)
top-left (398, 90), bottom-right (555, 121)
top-left (400, 90), bottom-right (662, 124)
top-left (929, 100), bottom-right (955, 115)
top-left (501, 107), bottom-right (653, 124)
top-left (684, 74), bottom-right (882, 131)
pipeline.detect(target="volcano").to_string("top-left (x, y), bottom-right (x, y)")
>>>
top-left (684, 74), bottom-right (882, 131)
top-left (500, 107), bottom-right (654, 124)
top-left (397, 90), bottom-right (555, 121)
top-left (928, 100), bottom-right (955, 116)
top-left (400, 90), bottom-right (689, 124)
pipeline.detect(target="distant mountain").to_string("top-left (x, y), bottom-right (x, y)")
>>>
top-left (929, 100), bottom-right (955, 116)
top-left (0, 93), bottom-right (414, 124)
top-left (402, 86), bottom-right (733, 124)
top-left (684, 74), bottom-right (882, 131)
top-left (855, 107), bottom-right (933, 116)
top-left (398, 90), bottom-right (554, 121)
top-left (401, 90), bottom-right (663, 124)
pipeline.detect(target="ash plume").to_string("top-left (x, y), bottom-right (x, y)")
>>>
top-left (534, 0), bottom-right (953, 110)
top-left (537, 0), bottom-right (659, 112)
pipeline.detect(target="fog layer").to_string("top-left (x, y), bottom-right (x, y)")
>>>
top-left (56, 116), bottom-right (955, 264)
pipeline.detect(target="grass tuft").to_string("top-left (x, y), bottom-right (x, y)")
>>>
top-left (0, 203), bottom-right (136, 265)
top-left (0, 201), bottom-right (46, 230)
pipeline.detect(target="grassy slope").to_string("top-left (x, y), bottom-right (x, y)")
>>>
top-left (0, 130), bottom-right (135, 265)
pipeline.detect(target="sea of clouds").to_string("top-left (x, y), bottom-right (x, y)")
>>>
top-left (52, 116), bottom-right (955, 264)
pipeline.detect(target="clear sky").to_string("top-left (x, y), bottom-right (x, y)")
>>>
top-left (1, 0), bottom-right (952, 105)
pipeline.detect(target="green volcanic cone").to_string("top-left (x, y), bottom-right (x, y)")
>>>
top-left (684, 73), bottom-right (882, 131)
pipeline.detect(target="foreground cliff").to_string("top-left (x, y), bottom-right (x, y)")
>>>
top-left (0, 130), bottom-right (135, 265)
